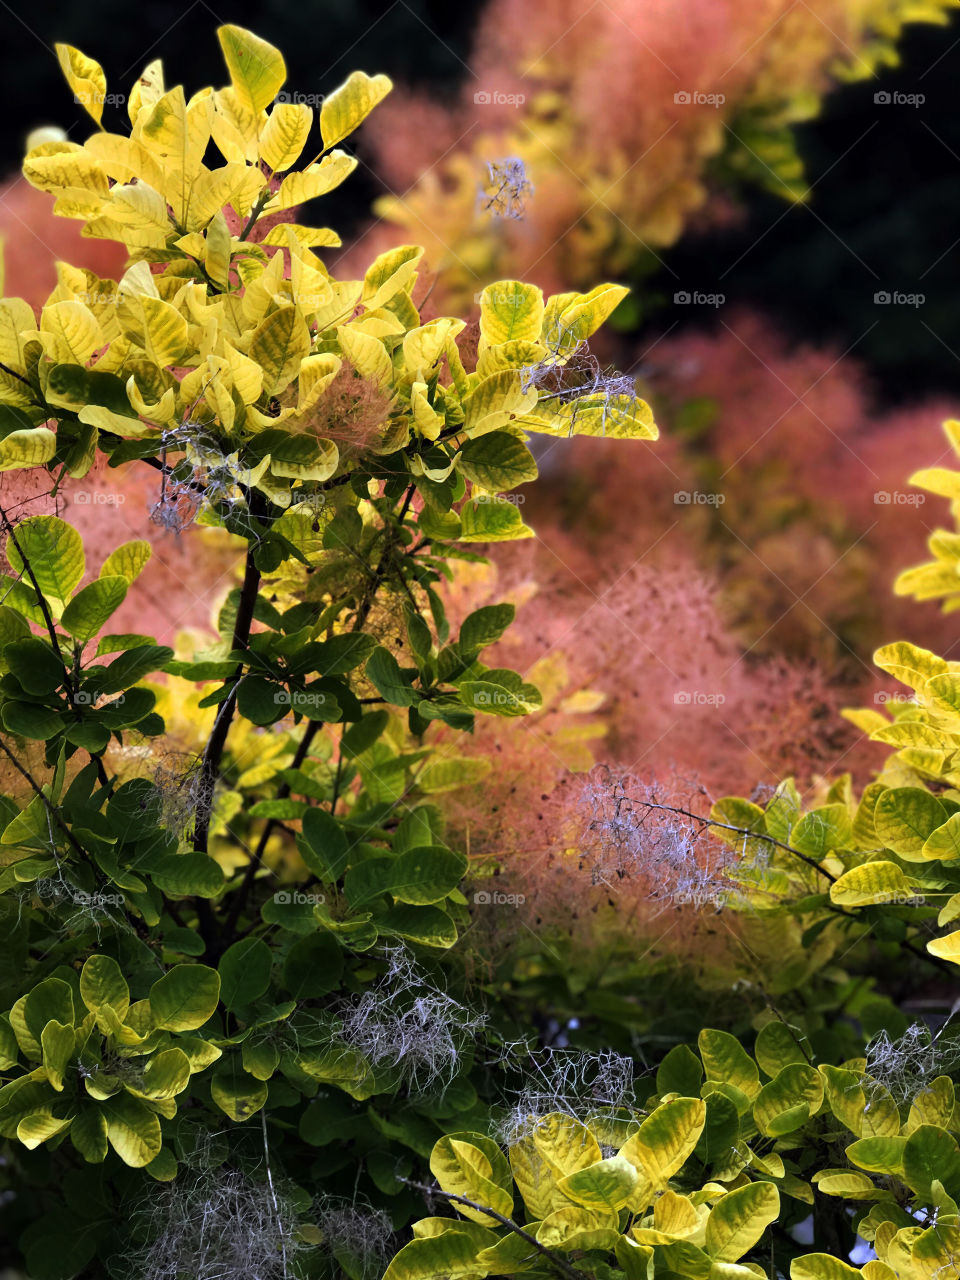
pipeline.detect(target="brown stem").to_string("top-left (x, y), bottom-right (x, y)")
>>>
top-left (193, 540), bottom-right (262, 856)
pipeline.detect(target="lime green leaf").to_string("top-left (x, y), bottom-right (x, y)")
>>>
top-left (218, 938), bottom-right (272, 1010)
top-left (459, 499), bottom-right (533, 542)
top-left (102, 1092), bottom-right (162, 1167)
top-left (210, 1062), bottom-right (269, 1121)
top-left (61, 575), bottom-right (128, 643)
top-left (5, 516), bottom-right (84, 615)
top-left (101, 540), bottom-right (151, 585)
top-left (250, 305), bottom-right (311, 396)
top-left (217, 25), bottom-right (286, 114)
top-left (149, 964), bottom-right (220, 1031)
top-left (480, 281), bottom-right (544, 345)
top-left (79, 955), bottom-right (130, 1021)
top-left (874, 788), bottom-right (949, 858)
top-left (705, 1183), bottom-right (780, 1261)
top-left (559, 1154), bottom-right (638, 1211)
top-left (151, 853), bottom-right (225, 898)
top-left (430, 1133), bottom-right (513, 1225)
top-left (459, 431), bottom-right (538, 492)
top-left (830, 861), bottom-right (919, 907)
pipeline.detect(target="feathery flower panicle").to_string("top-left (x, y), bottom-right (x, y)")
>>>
top-left (123, 1165), bottom-right (304, 1280)
top-left (316, 1198), bottom-right (395, 1280)
top-left (580, 768), bottom-right (734, 907)
top-left (494, 1045), bottom-right (637, 1144)
top-left (521, 337), bottom-right (641, 436)
top-left (864, 1021), bottom-right (960, 1105)
top-left (332, 946), bottom-right (486, 1096)
top-left (480, 156), bottom-right (534, 219)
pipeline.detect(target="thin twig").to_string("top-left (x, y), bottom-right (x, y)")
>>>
top-left (400, 1179), bottom-right (581, 1280)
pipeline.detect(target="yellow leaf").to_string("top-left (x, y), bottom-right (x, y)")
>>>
top-left (139, 296), bottom-right (188, 365)
top-left (362, 245), bottom-right (423, 311)
top-left (830, 861), bottom-right (918, 906)
top-left (186, 162), bottom-right (264, 231)
top-left (38, 300), bottom-right (103, 363)
top-left (204, 210), bottom-right (232, 289)
top-left (0, 299), bottom-right (38, 372)
top-left (297, 353), bottom-right (341, 413)
top-left (217, 25), bottom-right (287, 115)
top-left (128, 59), bottom-right (165, 124)
top-left (260, 102), bottom-right (313, 172)
top-left (250, 305), bottom-right (311, 396)
top-left (462, 370), bottom-right (537, 438)
top-left (320, 70), bottom-right (392, 149)
top-left (261, 224), bottom-right (341, 248)
top-left (479, 280), bottom-right (544, 347)
top-left (543, 283), bottom-right (629, 350)
top-left (23, 141), bottom-right (109, 198)
top-left (336, 324), bottom-right (393, 387)
top-left (84, 132), bottom-right (166, 190)
top-left (103, 182), bottom-right (170, 231)
top-left (139, 86), bottom-right (213, 221)
top-left (0, 428), bottom-right (57, 471)
top-left (55, 44), bottom-right (107, 126)
top-left (223, 342), bottom-right (264, 404)
top-left (928, 930), bottom-right (960, 964)
top-left (411, 382), bottom-right (444, 441)
top-left (404, 318), bottom-right (464, 377)
top-left (265, 151), bottom-right (357, 210)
